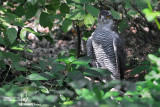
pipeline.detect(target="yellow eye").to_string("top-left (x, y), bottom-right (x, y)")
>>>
top-left (106, 16), bottom-right (110, 18)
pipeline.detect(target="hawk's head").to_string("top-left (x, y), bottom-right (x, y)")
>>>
top-left (98, 10), bottom-right (113, 25)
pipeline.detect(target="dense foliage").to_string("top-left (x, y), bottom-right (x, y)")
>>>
top-left (0, 0), bottom-right (160, 106)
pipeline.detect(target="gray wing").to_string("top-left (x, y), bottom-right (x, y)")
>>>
top-left (113, 36), bottom-right (126, 80)
top-left (86, 33), bottom-right (98, 67)
top-left (86, 35), bottom-right (93, 57)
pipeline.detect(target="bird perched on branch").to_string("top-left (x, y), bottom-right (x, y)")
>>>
top-left (86, 10), bottom-right (126, 83)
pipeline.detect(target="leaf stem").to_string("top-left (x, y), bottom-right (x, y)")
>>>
top-left (146, 0), bottom-right (153, 11)
top-left (154, 19), bottom-right (160, 30)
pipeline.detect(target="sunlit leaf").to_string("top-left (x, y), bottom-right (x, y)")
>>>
top-left (39, 86), bottom-right (49, 94)
top-left (143, 8), bottom-right (160, 22)
top-left (66, 9), bottom-right (86, 20)
top-left (84, 14), bottom-right (95, 28)
top-left (86, 5), bottom-right (99, 17)
top-left (27, 72), bottom-right (53, 80)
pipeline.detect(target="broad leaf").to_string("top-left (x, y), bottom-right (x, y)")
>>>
top-left (62, 19), bottom-right (73, 33)
top-left (25, 3), bottom-right (38, 19)
top-left (118, 19), bottom-right (129, 32)
top-left (27, 72), bottom-right (53, 80)
top-left (40, 12), bottom-right (53, 29)
top-left (84, 14), bottom-right (95, 28)
top-left (86, 5), bottom-right (99, 17)
top-left (111, 10), bottom-right (121, 20)
top-left (135, 0), bottom-right (148, 10)
top-left (6, 28), bottom-right (17, 44)
top-left (124, 0), bottom-right (132, 9)
top-left (66, 9), bottom-right (86, 20)
top-left (91, 68), bottom-right (111, 76)
top-left (20, 27), bottom-right (41, 41)
top-left (38, 0), bottom-right (45, 6)
top-left (15, 6), bottom-right (25, 17)
top-left (60, 3), bottom-right (70, 14)
top-left (39, 86), bottom-right (49, 94)
top-left (131, 65), bottom-right (150, 75)
top-left (72, 56), bottom-right (91, 68)
top-left (143, 9), bottom-right (160, 22)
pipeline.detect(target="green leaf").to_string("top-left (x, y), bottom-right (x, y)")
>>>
top-left (39, 86), bottom-right (49, 94)
top-left (46, 95), bottom-right (58, 102)
top-left (104, 91), bottom-right (120, 99)
top-left (110, 10), bottom-right (121, 20)
top-left (68, 70), bottom-right (84, 80)
top-left (148, 54), bottom-right (159, 62)
top-left (145, 70), bottom-right (160, 81)
top-left (40, 12), bottom-right (53, 29)
top-left (131, 65), bottom-right (150, 75)
top-left (84, 69), bottom-right (102, 77)
top-left (20, 27), bottom-right (41, 41)
top-left (20, 28), bottom-right (27, 41)
top-left (84, 14), bottom-right (95, 28)
top-left (0, 60), bottom-right (6, 70)
top-left (124, 0), bottom-right (132, 9)
top-left (62, 19), bottom-right (73, 33)
top-left (60, 3), bottom-right (70, 14)
top-left (143, 8), bottom-right (160, 22)
top-left (27, 72), bottom-right (53, 80)
top-left (25, 3), bottom-right (38, 19)
top-left (11, 46), bottom-right (24, 51)
top-left (91, 68), bottom-right (111, 76)
top-left (11, 75), bottom-right (26, 83)
top-left (27, 0), bottom-right (38, 5)
top-left (135, 0), bottom-right (148, 10)
top-left (150, 0), bottom-right (159, 6)
top-left (66, 9), bottom-right (86, 20)
top-left (45, 0), bottom-right (60, 13)
top-left (118, 19), bottom-right (129, 32)
top-left (86, 5), bottom-right (100, 17)
top-left (15, 6), bottom-right (25, 17)
top-left (39, 60), bottom-right (47, 71)
top-left (72, 56), bottom-right (91, 68)
top-left (51, 64), bottom-right (66, 72)
top-left (25, 49), bottom-right (33, 53)
top-left (93, 87), bottom-right (104, 100)
top-left (46, 4), bottom-right (57, 14)
top-left (52, 0), bottom-right (60, 4)
top-left (68, 56), bottom-right (76, 63)
top-left (6, 28), bottom-right (17, 44)
top-left (38, 0), bottom-right (46, 6)
top-left (0, 35), bottom-right (7, 46)
top-left (127, 10), bottom-right (138, 17)
top-left (12, 62), bottom-right (27, 71)
top-left (71, 0), bottom-right (92, 4)
top-left (2, 51), bottom-right (21, 62)
top-left (14, 0), bottom-right (25, 3)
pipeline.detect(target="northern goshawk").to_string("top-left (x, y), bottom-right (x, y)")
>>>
top-left (86, 10), bottom-right (126, 83)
